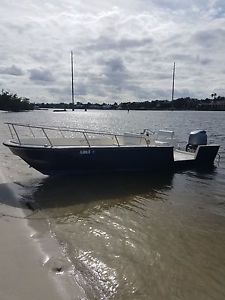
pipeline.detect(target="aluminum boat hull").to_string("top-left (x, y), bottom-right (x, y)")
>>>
top-left (4, 143), bottom-right (174, 175)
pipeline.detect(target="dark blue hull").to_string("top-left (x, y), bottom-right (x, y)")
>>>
top-left (4, 144), bottom-right (174, 175)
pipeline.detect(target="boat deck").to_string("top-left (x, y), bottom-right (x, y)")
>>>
top-left (173, 149), bottom-right (196, 168)
top-left (174, 149), bottom-right (195, 161)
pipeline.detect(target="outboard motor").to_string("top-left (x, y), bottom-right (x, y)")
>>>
top-left (186, 130), bottom-right (207, 152)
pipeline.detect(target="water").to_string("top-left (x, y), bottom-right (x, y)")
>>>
top-left (0, 110), bottom-right (225, 299)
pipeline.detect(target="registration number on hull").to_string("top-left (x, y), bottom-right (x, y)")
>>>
top-left (79, 150), bottom-right (95, 155)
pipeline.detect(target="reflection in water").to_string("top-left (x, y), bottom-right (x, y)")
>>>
top-left (32, 172), bottom-right (174, 217)
top-left (26, 171), bottom-right (225, 300)
top-left (31, 173), bottom-right (174, 299)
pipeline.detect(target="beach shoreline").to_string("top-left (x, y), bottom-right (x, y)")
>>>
top-left (0, 150), bottom-right (85, 300)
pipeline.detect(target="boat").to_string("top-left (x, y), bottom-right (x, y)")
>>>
top-left (3, 122), bottom-right (220, 176)
top-left (53, 109), bottom-right (67, 112)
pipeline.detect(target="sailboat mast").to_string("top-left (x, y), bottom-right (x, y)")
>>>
top-left (171, 62), bottom-right (175, 102)
top-left (71, 51), bottom-right (75, 111)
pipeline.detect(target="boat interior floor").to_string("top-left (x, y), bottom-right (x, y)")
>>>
top-left (173, 149), bottom-right (195, 161)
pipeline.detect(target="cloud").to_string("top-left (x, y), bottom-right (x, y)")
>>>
top-left (85, 36), bottom-right (153, 51)
top-left (95, 57), bottom-right (131, 96)
top-left (0, 65), bottom-right (24, 76)
top-left (28, 68), bottom-right (55, 83)
top-left (98, 57), bottom-right (127, 76)
top-left (208, 0), bottom-right (225, 18)
top-left (169, 54), bottom-right (212, 66)
top-left (191, 29), bottom-right (225, 48)
top-left (151, 0), bottom-right (206, 11)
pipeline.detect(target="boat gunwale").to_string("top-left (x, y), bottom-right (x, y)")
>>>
top-left (3, 140), bottom-right (174, 150)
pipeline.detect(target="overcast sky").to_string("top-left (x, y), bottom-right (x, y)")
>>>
top-left (1, 0), bottom-right (225, 103)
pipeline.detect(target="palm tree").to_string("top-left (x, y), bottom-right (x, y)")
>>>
top-left (211, 93), bottom-right (217, 100)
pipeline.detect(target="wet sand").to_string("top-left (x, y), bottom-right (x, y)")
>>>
top-left (0, 153), bottom-right (85, 299)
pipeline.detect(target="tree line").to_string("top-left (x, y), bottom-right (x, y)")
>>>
top-left (1, 89), bottom-right (225, 112)
top-left (38, 96), bottom-right (225, 111)
top-left (0, 90), bottom-right (34, 112)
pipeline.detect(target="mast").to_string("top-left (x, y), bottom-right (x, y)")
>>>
top-left (171, 62), bottom-right (175, 102)
top-left (71, 51), bottom-right (75, 111)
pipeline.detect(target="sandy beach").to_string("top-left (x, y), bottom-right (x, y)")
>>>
top-left (0, 126), bottom-right (85, 300)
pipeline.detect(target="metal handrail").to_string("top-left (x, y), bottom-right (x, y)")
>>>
top-left (114, 135), bottom-right (120, 147)
top-left (7, 124), bottom-right (14, 139)
top-left (5, 122), bottom-right (151, 148)
top-left (42, 128), bottom-right (53, 147)
top-left (11, 124), bottom-right (21, 145)
top-left (5, 122), bottom-right (120, 136)
top-left (83, 132), bottom-right (91, 147)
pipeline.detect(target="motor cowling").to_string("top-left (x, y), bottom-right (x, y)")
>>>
top-left (186, 130), bottom-right (207, 152)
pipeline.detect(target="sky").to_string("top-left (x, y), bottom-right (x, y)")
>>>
top-left (0, 0), bottom-right (225, 103)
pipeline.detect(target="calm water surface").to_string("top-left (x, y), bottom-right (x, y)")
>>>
top-left (0, 110), bottom-right (225, 300)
